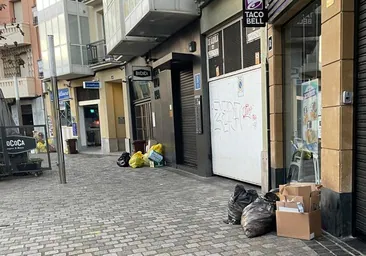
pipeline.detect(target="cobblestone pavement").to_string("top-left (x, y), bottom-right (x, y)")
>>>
top-left (0, 154), bottom-right (361, 256)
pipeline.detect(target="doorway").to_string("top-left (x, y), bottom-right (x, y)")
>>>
top-left (79, 102), bottom-right (101, 149)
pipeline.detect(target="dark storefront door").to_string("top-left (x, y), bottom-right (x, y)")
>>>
top-left (355, 0), bottom-right (366, 238)
top-left (177, 69), bottom-right (197, 168)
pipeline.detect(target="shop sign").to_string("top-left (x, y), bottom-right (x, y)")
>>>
top-left (83, 81), bottom-right (101, 89)
top-left (50, 88), bottom-right (70, 102)
top-left (243, 0), bottom-right (268, 27)
top-left (0, 135), bottom-right (37, 154)
top-left (132, 66), bottom-right (152, 81)
top-left (59, 88), bottom-right (70, 101)
top-left (207, 33), bottom-right (220, 59)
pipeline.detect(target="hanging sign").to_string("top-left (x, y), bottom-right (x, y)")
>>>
top-left (0, 135), bottom-right (37, 154)
top-left (207, 33), bottom-right (220, 59)
top-left (132, 66), bottom-right (152, 81)
top-left (243, 0), bottom-right (268, 27)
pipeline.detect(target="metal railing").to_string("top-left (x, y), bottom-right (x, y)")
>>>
top-left (86, 39), bottom-right (113, 65)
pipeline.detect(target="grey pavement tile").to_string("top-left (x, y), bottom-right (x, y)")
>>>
top-left (0, 154), bottom-right (345, 256)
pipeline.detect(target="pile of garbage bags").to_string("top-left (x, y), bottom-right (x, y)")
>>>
top-left (116, 143), bottom-right (165, 169)
top-left (225, 184), bottom-right (279, 238)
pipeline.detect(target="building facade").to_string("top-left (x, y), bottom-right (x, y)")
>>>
top-left (266, 0), bottom-right (357, 238)
top-left (0, 0), bottom-right (44, 130)
top-left (37, 0), bottom-right (128, 154)
top-left (199, 0), bottom-right (268, 185)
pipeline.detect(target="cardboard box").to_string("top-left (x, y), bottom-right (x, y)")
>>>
top-left (279, 184), bottom-right (320, 212)
top-left (276, 197), bottom-right (305, 213)
top-left (276, 210), bottom-right (322, 240)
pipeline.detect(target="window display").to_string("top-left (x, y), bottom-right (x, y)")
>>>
top-left (283, 1), bottom-right (321, 183)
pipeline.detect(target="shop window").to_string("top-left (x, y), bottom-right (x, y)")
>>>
top-left (283, 1), bottom-right (321, 183)
top-left (76, 87), bottom-right (100, 102)
top-left (243, 27), bottom-right (261, 68)
top-left (223, 21), bottom-right (241, 73)
top-left (132, 81), bottom-right (151, 101)
top-left (207, 31), bottom-right (223, 78)
top-left (60, 101), bottom-right (72, 127)
top-left (207, 19), bottom-right (261, 79)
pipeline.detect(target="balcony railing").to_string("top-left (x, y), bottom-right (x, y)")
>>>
top-left (87, 39), bottom-right (111, 65)
top-left (86, 39), bottom-right (123, 70)
top-left (0, 77), bottom-right (36, 99)
top-left (0, 23), bottom-right (31, 47)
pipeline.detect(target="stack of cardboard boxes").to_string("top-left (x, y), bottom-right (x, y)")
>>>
top-left (276, 183), bottom-right (322, 240)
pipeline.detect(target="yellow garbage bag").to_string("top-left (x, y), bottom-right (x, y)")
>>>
top-left (143, 153), bottom-right (150, 166)
top-left (150, 143), bottom-right (163, 155)
top-left (129, 151), bottom-right (145, 168)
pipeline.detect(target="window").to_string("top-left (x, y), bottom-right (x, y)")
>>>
top-left (68, 15), bottom-right (79, 44)
top-left (223, 21), bottom-right (241, 73)
top-left (283, 1), bottom-right (321, 183)
top-left (207, 19), bottom-right (261, 79)
top-left (13, 0), bottom-right (23, 23)
top-left (243, 27), bottom-right (261, 68)
top-left (207, 32), bottom-right (223, 78)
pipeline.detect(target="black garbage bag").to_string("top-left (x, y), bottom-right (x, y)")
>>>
top-left (241, 192), bottom-right (280, 238)
top-left (225, 184), bottom-right (258, 225)
top-left (117, 152), bottom-right (130, 167)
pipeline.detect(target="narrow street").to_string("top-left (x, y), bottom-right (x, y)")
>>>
top-left (0, 154), bottom-right (361, 256)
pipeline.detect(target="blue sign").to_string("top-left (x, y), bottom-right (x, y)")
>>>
top-left (72, 123), bottom-right (78, 136)
top-left (83, 81), bottom-right (101, 89)
top-left (59, 88), bottom-right (70, 101)
top-left (50, 88), bottom-right (70, 102)
top-left (194, 73), bottom-right (201, 91)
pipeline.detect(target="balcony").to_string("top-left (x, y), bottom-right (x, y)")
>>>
top-left (83, 0), bottom-right (103, 6)
top-left (0, 23), bottom-right (31, 47)
top-left (0, 77), bottom-right (36, 99)
top-left (86, 40), bottom-right (124, 71)
top-left (124, 0), bottom-right (199, 38)
top-left (104, 0), bottom-right (160, 57)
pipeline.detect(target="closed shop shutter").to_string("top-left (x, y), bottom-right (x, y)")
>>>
top-left (179, 69), bottom-right (197, 167)
top-left (355, 0), bottom-right (366, 237)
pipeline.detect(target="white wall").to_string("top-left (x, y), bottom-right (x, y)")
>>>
top-left (11, 97), bottom-right (46, 127)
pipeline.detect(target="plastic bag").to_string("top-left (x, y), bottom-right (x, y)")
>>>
top-left (117, 152), bottom-right (131, 167)
top-left (241, 192), bottom-right (279, 238)
top-left (225, 185), bottom-right (258, 225)
top-left (129, 151), bottom-right (145, 168)
top-left (150, 144), bottom-right (163, 155)
top-left (143, 153), bottom-right (150, 166)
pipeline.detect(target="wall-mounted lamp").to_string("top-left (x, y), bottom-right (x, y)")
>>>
top-left (188, 41), bottom-right (197, 53)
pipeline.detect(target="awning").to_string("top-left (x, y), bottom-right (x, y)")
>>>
top-left (152, 53), bottom-right (194, 70)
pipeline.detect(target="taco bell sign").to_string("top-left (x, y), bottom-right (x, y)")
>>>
top-left (243, 0), bottom-right (268, 27)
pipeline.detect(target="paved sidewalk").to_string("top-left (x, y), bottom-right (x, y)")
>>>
top-left (0, 154), bottom-right (360, 256)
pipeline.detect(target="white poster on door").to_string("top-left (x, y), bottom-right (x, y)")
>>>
top-left (209, 67), bottom-right (263, 185)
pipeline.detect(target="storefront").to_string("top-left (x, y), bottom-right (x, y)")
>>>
top-left (201, 0), bottom-right (267, 185)
top-left (268, 0), bottom-right (355, 237)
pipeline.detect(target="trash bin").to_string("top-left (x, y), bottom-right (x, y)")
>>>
top-left (66, 139), bottom-right (78, 154)
top-left (133, 140), bottom-right (146, 153)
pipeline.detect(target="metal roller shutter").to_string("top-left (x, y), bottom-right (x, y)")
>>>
top-left (356, 0), bottom-right (366, 237)
top-left (179, 69), bottom-right (197, 167)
